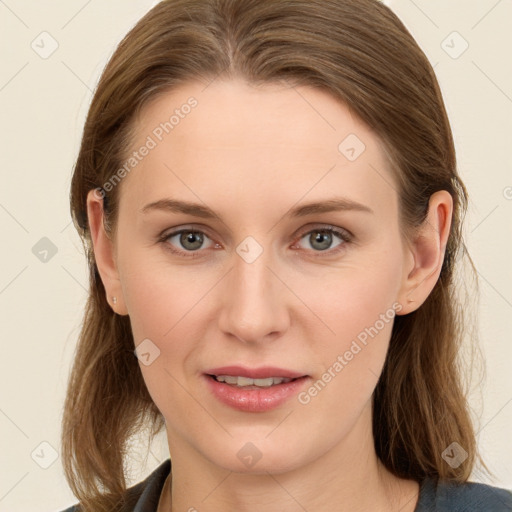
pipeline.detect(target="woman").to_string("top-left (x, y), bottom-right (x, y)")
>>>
top-left (60, 0), bottom-right (512, 511)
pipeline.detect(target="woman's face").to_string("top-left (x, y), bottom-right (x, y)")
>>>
top-left (107, 79), bottom-right (416, 473)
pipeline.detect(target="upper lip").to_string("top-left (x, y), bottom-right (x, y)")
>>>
top-left (205, 365), bottom-right (307, 379)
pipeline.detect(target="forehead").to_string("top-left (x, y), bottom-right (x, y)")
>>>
top-left (119, 78), bottom-right (397, 224)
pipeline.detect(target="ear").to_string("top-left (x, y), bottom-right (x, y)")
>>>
top-left (86, 189), bottom-right (128, 316)
top-left (396, 190), bottom-right (453, 315)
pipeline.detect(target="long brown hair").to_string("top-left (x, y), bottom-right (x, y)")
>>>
top-left (63, 0), bottom-right (490, 510)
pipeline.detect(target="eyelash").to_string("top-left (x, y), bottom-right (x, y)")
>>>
top-left (157, 224), bottom-right (353, 260)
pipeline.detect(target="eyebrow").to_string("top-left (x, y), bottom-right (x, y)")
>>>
top-left (140, 197), bottom-right (374, 220)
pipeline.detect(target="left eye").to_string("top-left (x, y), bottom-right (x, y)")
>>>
top-left (294, 227), bottom-right (349, 252)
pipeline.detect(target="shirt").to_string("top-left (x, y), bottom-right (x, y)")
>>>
top-left (60, 458), bottom-right (512, 511)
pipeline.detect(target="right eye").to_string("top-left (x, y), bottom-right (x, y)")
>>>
top-left (159, 228), bottom-right (218, 258)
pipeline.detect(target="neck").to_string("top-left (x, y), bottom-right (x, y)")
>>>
top-left (164, 403), bottom-right (420, 512)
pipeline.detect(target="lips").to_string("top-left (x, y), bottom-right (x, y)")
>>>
top-left (204, 372), bottom-right (311, 412)
top-left (203, 365), bottom-right (311, 411)
top-left (204, 365), bottom-right (307, 380)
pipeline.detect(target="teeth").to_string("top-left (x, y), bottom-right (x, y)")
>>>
top-left (214, 375), bottom-right (292, 387)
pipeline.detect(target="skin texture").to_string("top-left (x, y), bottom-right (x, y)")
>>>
top-left (87, 78), bottom-right (452, 512)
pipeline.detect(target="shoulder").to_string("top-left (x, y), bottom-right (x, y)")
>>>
top-left (58, 459), bottom-right (171, 512)
top-left (416, 476), bottom-right (512, 511)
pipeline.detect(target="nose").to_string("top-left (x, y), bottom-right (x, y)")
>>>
top-left (217, 244), bottom-right (290, 344)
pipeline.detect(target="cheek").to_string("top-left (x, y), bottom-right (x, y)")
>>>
top-left (119, 249), bottom-right (210, 340)
top-left (120, 262), bottom-right (207, 413)
top-left (311, 256), bottom-right (402, 345)
top-left (119, 254), bottom-right (221, 389)
top-left (299, 254), bottom-right (402, 399)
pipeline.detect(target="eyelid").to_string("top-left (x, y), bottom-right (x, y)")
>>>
top-left (293, 223), bottom-right (353, 243)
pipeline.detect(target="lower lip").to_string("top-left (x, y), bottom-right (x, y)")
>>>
top-left (204, 375), bottom-right (310, 412)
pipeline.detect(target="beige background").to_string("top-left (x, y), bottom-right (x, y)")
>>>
top-left (0, 1), bottom-right (511, 510)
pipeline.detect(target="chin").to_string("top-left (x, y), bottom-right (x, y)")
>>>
top-left (208, 439), bottom-right (309, 475)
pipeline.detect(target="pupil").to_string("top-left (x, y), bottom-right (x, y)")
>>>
top-left (181, 231), bottom-right (203, 250)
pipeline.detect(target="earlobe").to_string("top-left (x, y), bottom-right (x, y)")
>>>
top-left (396, 190), bottom-right (453, 315)
top-left (86, 189), bottom-right (128, 315)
